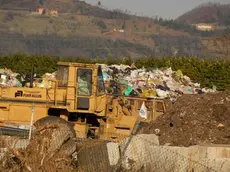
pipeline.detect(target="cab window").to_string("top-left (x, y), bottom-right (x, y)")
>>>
top-left (56, 66), bottom-right (68, 87)
top-left (97, 66), bottom-right (105, 95)
top-left (77, 68), bottom-right (92, 96)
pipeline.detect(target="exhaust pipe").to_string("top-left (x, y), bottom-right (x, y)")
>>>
top-left (30, 63), bottom-right (34, 88)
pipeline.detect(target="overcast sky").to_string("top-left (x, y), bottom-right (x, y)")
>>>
top-left (85, 0), bottom-right (230, 19)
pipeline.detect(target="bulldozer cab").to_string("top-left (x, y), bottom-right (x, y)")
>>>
top-left (56, 62), bottom-right (107, 116)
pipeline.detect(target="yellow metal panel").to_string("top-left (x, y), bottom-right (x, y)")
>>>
top-left (0, 110), bottom-right (9, 121)
top-left (47, 89), bottom-right (66, 102)
top-left (34, 106), bottom-right (48, 121)
top-left (2, 87), bottom-right (46, 100)
top-left (8, 104), bottom-right (48, 124)
top-left (0, 102), bottom-right (10, 121)
top-left (73, 123), bottom-right (88, 138)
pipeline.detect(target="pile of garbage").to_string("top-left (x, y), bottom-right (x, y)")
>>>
top-left (34, 72), bottom-right (57, 88)
top-left (140, 90), bottom-right (230, 146)
top-left (0, 67), bottom-right (57, 89)
top-left (101, 64), bottom-right (216, 98)
top-left (0, 68), bottom-right (22, 87)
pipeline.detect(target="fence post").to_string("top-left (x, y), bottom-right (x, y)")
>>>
top-left (28, 103), bottom-right (35, 140)
top-left (113, 120), bottom-right (141, 172)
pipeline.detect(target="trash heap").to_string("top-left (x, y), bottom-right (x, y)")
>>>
top-left (34, 72), bottom-right (57, 88)
top-left (0, 68), bottom-right (22, 87)
top-left (101, 64), bottom-right (216, 98)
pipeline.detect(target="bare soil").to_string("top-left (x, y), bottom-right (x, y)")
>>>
top-left (140, 90), bottom-right (230, 147)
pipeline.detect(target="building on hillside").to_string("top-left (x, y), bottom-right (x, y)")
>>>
top-left (38, 8), bottom-right (45, 15)
top-left (48, 10), bottom-right (58, 16)
top-left (193, 23), bottom-right (215, 31)
top-left (113, 29), bottom-right (125, 33)
top-left (36, 8), bottom-right (58, 16)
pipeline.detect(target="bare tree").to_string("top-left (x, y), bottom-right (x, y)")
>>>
top-left (211, 34), bottom-right (230, 58)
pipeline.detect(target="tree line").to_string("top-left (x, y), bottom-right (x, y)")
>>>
top-left (0, 53), bottom-right (230, 90)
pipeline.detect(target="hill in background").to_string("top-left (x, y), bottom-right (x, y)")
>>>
top-left (0, 0), bottom-right (131, 19)
top-left (176, 2), bottom-right (230, 26)
top-left (0, 0), bottom-right (228, 58)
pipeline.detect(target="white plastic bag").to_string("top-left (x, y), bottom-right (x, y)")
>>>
top-left (139, 102), bottom-right (147, 119)
top-left (156, 89), bottom-right (169, 98)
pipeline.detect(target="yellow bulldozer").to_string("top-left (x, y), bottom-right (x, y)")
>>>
top-left (0, 62), bottom-right (166, 141)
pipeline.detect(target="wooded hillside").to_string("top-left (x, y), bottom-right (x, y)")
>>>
top-left (177, 2), bottom-right (230, 26)
top-left (0, 0), bottom-right (228, 58)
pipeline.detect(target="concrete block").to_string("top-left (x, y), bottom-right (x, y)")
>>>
top-left (107, 134), bottom-right (230, 172)
top-left (206, 146), bottom-right (230, 159)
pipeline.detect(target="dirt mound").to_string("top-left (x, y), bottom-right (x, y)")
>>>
top-left (141, 90), bottom-right (230, 147)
